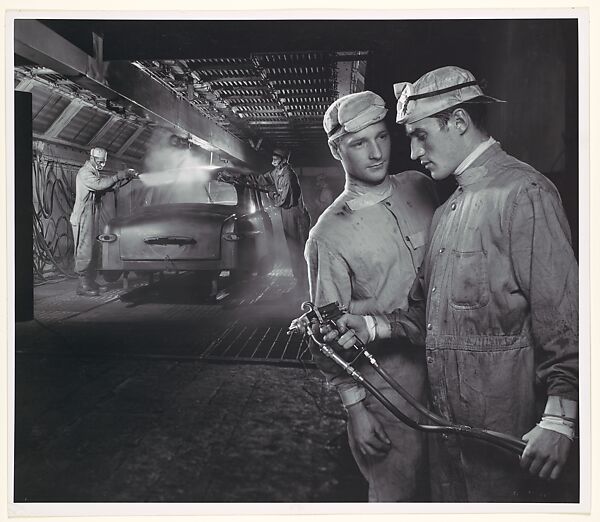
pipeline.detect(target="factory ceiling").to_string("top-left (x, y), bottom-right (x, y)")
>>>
top-left (16, 18), bottom-right (565, 168)
top-left (15, 65), bottom-right (154, 165)
top-left (133, 52), bottom-right (367, 152)
top-left (14, 19), bottom-right (373, 169)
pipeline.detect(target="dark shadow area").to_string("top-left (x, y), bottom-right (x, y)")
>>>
top-left (118, 274), bottom-right (222, 308)
top-left (14, 351), bottom-right (367, 502)
top-left (14, 268), bottom-right (370, 502)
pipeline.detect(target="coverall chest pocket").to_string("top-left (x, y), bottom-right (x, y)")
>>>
top-left (449, 250), bottom-right (490, 310)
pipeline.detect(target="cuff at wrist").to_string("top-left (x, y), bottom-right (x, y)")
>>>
top-left (364, 315), bottom-right (376, 343)
top-left (374, 314), bottom-right (391, 339)
top-left (338, 386), bottom-right (367, 408)
top-left (537, 419), bottom-right (575, 441)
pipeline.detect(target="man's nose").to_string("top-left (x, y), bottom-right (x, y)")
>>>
top-left (368, 140), bottom-right (382, 159)
top-left (410, 140), bottom-right (424, 161)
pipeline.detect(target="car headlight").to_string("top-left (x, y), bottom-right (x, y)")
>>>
top-left (97, 233), bottom-right (117, 243)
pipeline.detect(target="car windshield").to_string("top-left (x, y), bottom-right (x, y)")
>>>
top-left (135, 177), bottom-right (238, 207)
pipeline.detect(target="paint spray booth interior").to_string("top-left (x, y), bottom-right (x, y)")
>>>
top-left (13, 18), bottom-right (579, 502)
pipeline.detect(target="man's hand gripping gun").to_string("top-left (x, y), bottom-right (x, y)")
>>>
top-left (288, 301), bottom-right (526, 456)
top-left (125, 168), bottom-right (140, 180)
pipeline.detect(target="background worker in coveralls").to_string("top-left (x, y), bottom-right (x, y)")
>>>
top-left (70, 147), bottom-right (136, 296)
top-left (328, 66), bottom-right (579, 502)
top-left (263, 147), bottom-right (311, 293)
top-left (305, 91), bottom-right (438, 501)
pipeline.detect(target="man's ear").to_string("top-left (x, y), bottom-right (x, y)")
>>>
top-left (452, 108), bottom-right (470, 135)
top-left (328, 141), bottom-right (342, 161)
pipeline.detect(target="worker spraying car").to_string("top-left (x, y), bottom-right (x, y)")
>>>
top-left (69, 147), bottom-right (137, 296)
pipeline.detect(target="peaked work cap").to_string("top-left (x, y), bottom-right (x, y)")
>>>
top-left (394, 66), bottom-right (505, 125)
top-left (272, 147), bottom-right (288, 159)
top-left (90, 147), bottom-right (107, 158)
top-left (323, 91), bottom-right (388, 142)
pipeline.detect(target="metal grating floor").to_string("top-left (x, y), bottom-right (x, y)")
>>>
top-left (201, 323), bottom-right (313, 366)
top-left (34, 287), bottom-right (125, 322)
top-left (28, 269), bottom-right (315, 367)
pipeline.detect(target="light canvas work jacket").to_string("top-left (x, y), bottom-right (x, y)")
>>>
top-left (70, 160), bottom-right (120, 227)
top-left (305, 170), bottom-right (438, 501)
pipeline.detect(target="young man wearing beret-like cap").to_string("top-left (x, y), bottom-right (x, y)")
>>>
top-left (306, 91), bottom-right (438, 501)
top-left (329, 66), bottom-right (579, 502)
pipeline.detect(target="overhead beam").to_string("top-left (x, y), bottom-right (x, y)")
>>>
top-left (14, 20), bottom-right (267, 168)
top-left (14, 21), bottom-right (89, 78)
top-left (33, 133), bottom-right (138, 164)
top-left (42, 98), bottom-right (84, 139)
top-left (15, 77), bottom-right (36, 92)
top-left (116, 125), bottom-right (146, 156)
top-left (106, 62), bottom-right (267, 167)
top-left (87, 114), bottom-right (119, 146)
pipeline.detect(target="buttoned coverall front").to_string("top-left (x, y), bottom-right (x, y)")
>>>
top-left (385, 144), bottom-right (579, 502)
top-left (70, 160), bottom-right (124, 277)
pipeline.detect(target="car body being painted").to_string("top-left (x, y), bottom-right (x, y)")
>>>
top-left (98, 166), bottom-right (274, 281)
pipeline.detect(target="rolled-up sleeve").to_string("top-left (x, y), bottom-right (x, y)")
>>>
top-left (509, 184), bottom-right (579, 400)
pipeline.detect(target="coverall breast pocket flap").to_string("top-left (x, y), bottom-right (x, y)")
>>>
top-left (450, 250), bottom-right (490, 310)
top-left (406, 230), bottom-right (426, 250)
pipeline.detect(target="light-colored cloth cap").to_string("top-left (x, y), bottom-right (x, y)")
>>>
top-left (323, 91), bottom-right (388, 142)
top-left (394, 66), bottom-right (505, 125)
top-left (90, 147), bottom-right (107, 159)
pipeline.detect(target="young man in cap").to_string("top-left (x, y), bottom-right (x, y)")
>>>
top-left (70, 147), bottom-right (136, 296)
top-left (328, 66), bottom-right (579, 502)
top-left (306, 91), bottom-right (438, 501)
top-left (262, 147), bottom-right (311, 292)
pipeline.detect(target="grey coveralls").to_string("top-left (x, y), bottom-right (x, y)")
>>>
top-left (385, 144), bottom-right (579, 502)
top-left (264, 161), bottom-right (311, 285)
top-left (70, 160), bottom-right (122, 277)
top-left (305, 171), bottom-right (438, 501)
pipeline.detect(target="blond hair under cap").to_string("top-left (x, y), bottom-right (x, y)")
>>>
top-left (323, 91), bottom-right (388, 144)
top-left (394, 66), bottom-right (505, 125)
